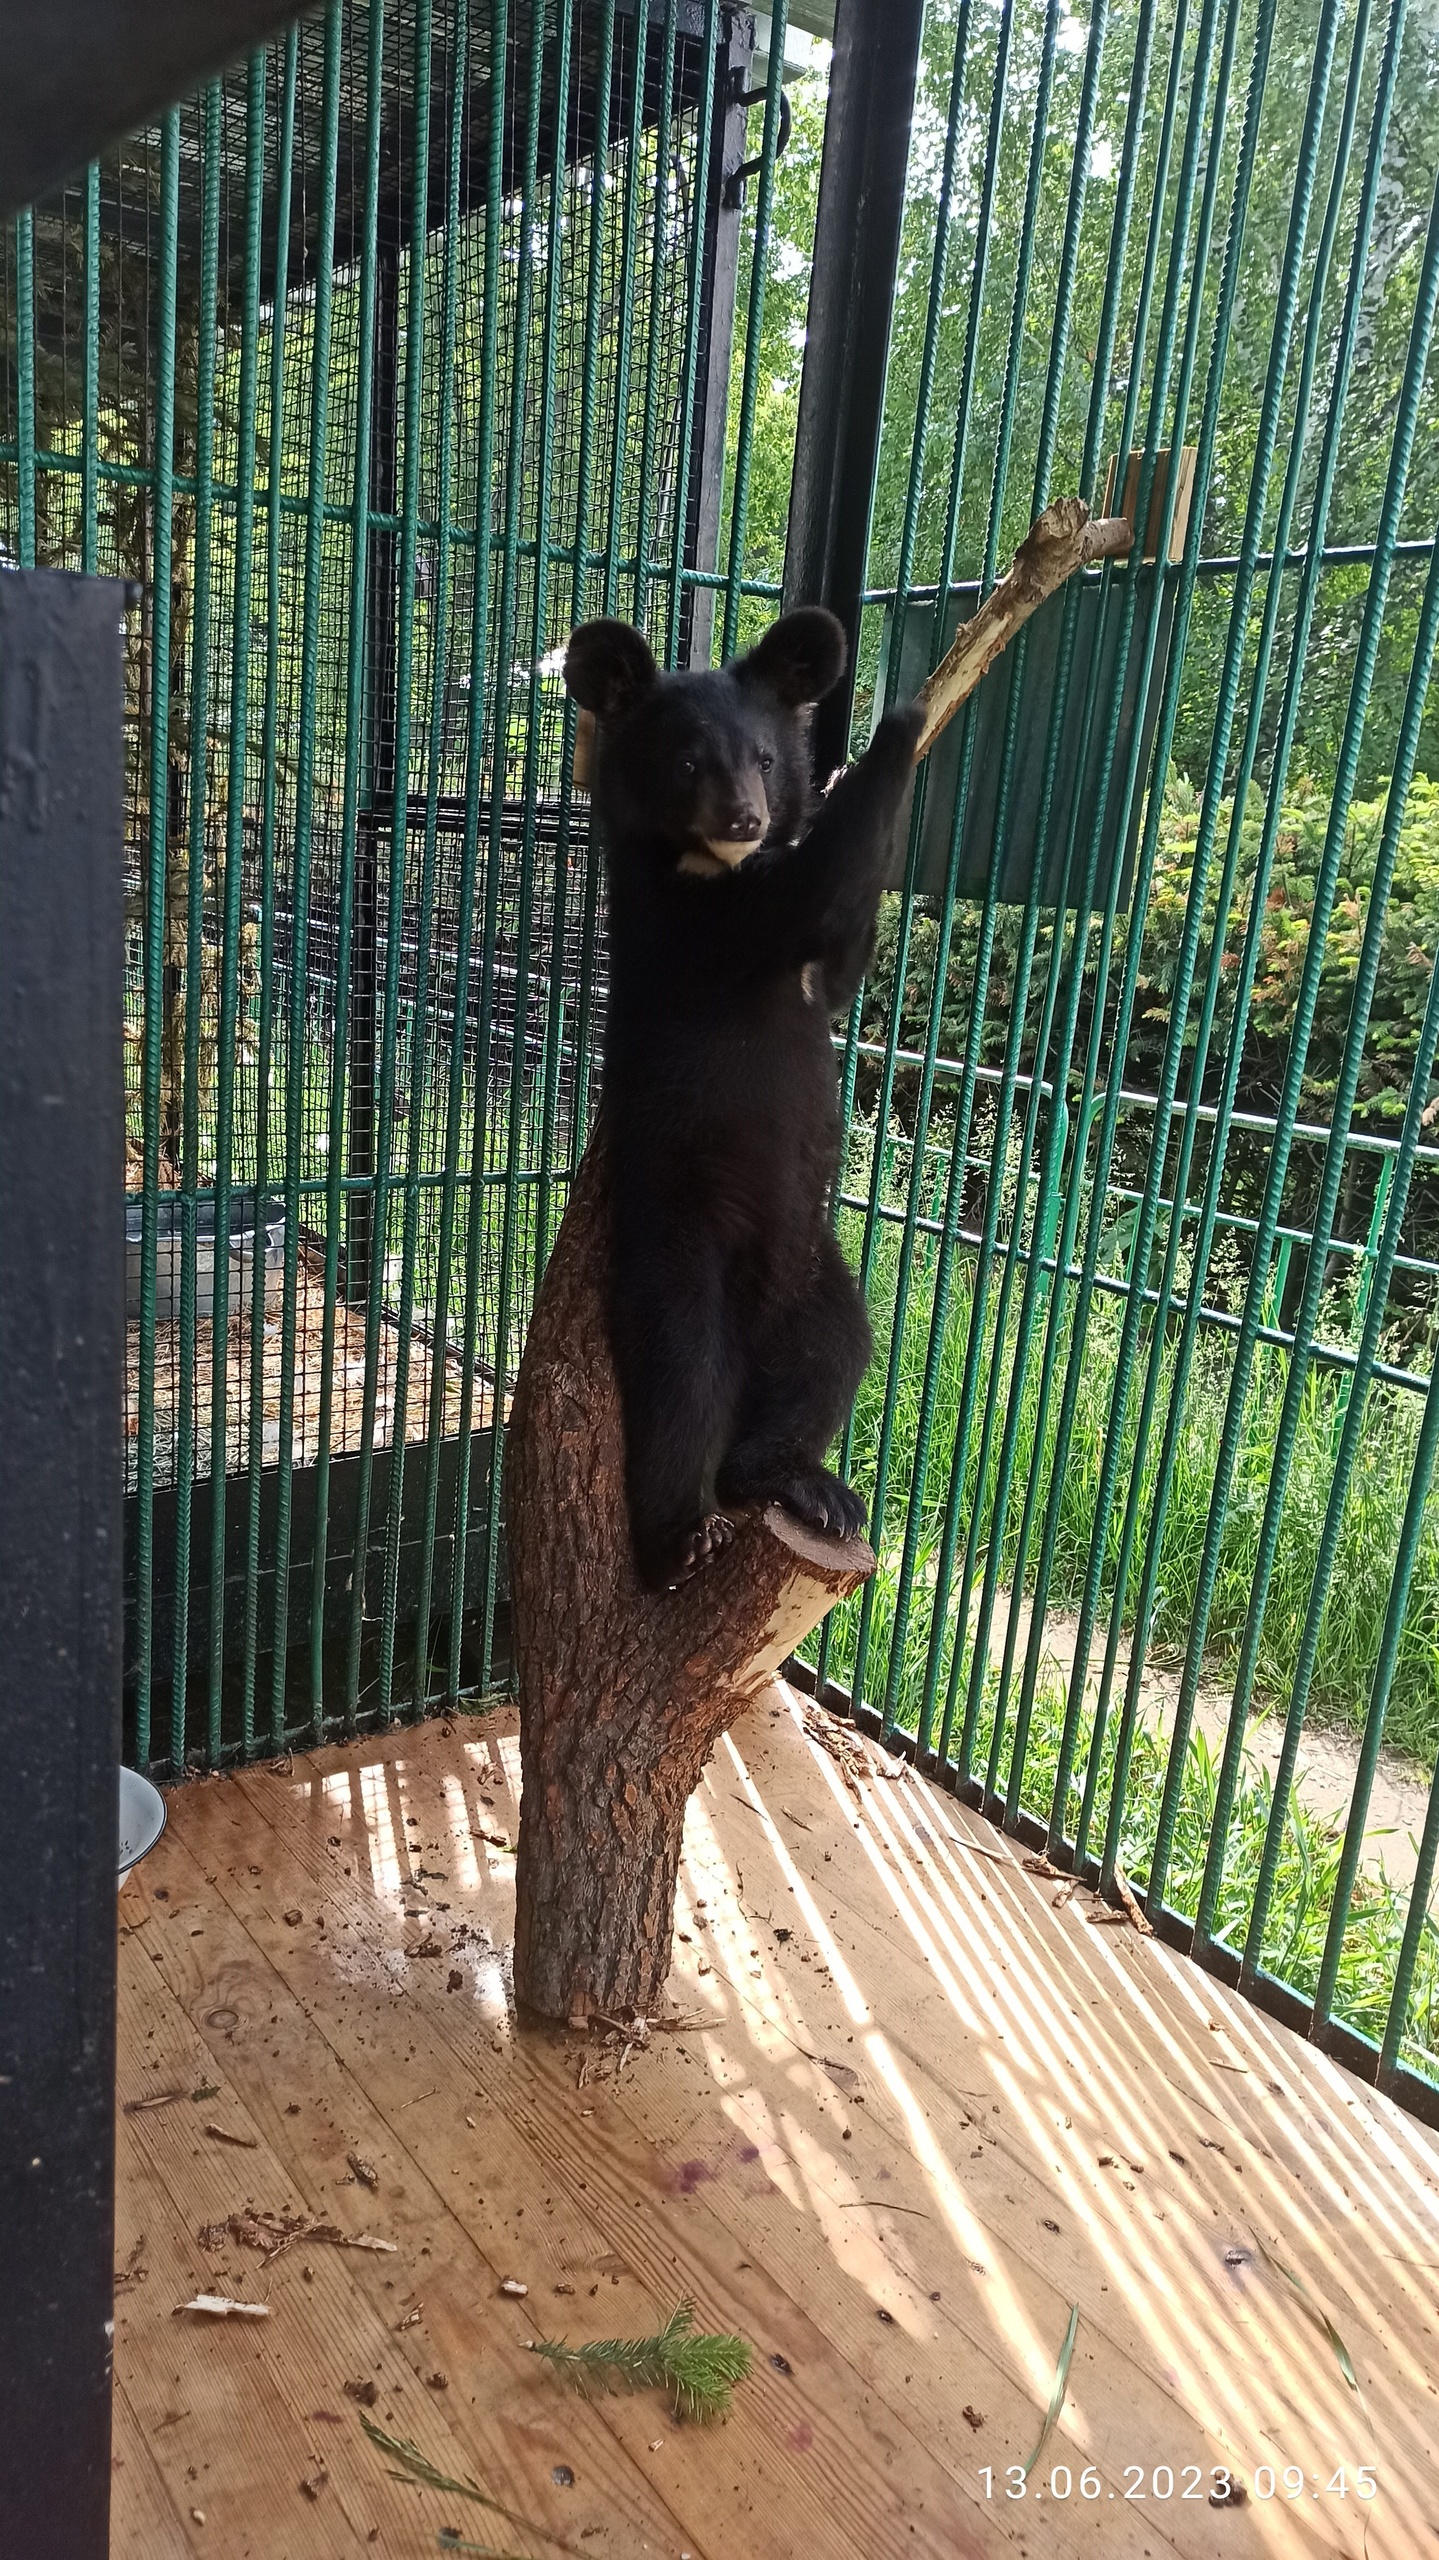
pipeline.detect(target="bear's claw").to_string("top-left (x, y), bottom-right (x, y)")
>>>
top-left (659, 1512), bottom-right (735, 1591)
top-left (770, 1467), bottom-right (868, 1542)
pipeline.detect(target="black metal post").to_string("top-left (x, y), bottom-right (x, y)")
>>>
top-left (782, 0), bottom-right (923, 776)
top-left (0, 570), bottom-right (127, 2560)
top-left (347, 243), bottom-right (400, 1306)
top-left (684, 4), bottom-right (755, 667)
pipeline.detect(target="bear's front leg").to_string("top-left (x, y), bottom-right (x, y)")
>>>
top-left (731, 700), bottom-right (923, 994)
top-left (806, 700), bottom-right (926, 998)
top-left (609, 1243), bottom-right (740, 1593)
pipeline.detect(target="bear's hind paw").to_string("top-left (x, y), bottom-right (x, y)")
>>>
top-left (772, 1468), bottom-right (869, 1543)
top-left (644, 1512), bottom-right (735, 1592)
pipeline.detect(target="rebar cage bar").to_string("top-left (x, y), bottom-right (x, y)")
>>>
top-left (1, 0), bottom-right (786, 1762)
top-left (5, 0), bottom-right (1439, 2123)
top-left (799, 0), bottom-right (1439, 2119)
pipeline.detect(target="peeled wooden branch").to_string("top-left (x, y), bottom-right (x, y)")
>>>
top-left (511, 496), bottom-right (1127, 2024)
top-left (571, 497), bottom-right (1130, 793)
top-left (506, 1125), bottom-right (874, 2023)
top-left (913, 496), bottom-right (1132, 761)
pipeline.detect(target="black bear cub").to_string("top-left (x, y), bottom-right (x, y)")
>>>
top-left (564, 606), bottom-right (922, 1592)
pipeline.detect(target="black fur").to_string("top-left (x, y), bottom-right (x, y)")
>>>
top-left (565, 609), bottom-right (922, 1591)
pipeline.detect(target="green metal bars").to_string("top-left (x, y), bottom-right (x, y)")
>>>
top-left (5, 0), bottom-right (1439, 2124)
top-left (1, 0), bottom-right (790, 1755)
top-left (798, 0), bottom-right (1439, 2122)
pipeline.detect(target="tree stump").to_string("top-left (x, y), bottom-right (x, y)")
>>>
top-left (505, 1123), bottom-right (875, 2023)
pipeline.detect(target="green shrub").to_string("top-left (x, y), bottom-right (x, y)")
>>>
top-left (864, 769), bottom-right (1439, 1157)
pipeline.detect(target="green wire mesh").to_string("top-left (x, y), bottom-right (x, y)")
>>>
top-left (801, 0), bottom-right (1439, 2113)
top-left (4, 0), bottom-right (1439, 2115)
top-left (0, 0), bottom-right (782, 1755)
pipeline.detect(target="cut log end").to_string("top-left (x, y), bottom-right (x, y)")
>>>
top-left (760, 1500), bottom-right (876, 1583)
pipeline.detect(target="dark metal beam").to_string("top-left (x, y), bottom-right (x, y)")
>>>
top-left (0, 569), bottom-right (128, 2559)
top-left (12, 2), bottom-right (720, 292)
top-left (782, 0), bottom-right (923, 774)
top-left (0, 0), bottom-right (321, 220)
top-left (686, 6), bottom-right (757, 667)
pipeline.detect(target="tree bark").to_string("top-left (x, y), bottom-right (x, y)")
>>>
top-left (914, 496), bottom-right (1133, 759)
top-left (505, 1124), bottom-right (874, 2023)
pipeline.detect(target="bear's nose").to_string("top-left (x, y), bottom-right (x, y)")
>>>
top-left (722, 807), bottom-right (764, 840)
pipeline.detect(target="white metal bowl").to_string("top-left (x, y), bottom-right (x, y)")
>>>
top-left (118, 1765), bottom-right (167, 1880)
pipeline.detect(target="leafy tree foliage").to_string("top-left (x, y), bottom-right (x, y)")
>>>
top-left (735, 0), bottom-right (1439, 1239)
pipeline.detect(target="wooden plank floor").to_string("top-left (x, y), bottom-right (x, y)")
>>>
top-left (113, 1691), bottom-right (1439, 2560)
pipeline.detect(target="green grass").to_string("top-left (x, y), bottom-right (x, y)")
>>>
top-left (833, 1127), bottom-right (1439, 1769)
top-left (804, 1120), bottom-right (1439, 2088)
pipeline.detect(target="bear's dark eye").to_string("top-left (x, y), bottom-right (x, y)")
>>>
top-left (758, 751), bottom-right (774, 773)
top-left (680, 756), bottom-right (696, 776)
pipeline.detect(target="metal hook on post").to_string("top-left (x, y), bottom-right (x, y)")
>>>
top-left (724, 83), bottom-right (791, 207)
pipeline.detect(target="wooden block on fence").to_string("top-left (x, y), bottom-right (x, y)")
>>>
top-left (1102, 444), bottom-right (1198, 564)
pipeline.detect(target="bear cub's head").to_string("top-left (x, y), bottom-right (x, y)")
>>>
top-left (563, 607), bottom-right (846, 876)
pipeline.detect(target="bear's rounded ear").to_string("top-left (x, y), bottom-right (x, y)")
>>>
top-left (563, 619), bottom-right (658, 720)
top-left (737, 606), bottom-right (846, 707)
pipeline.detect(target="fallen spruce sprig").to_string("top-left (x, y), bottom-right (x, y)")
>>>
top-left (359, 2418), bottom-right (568, 2555)
top-left (530, 2300), bottom-right (752, 2422)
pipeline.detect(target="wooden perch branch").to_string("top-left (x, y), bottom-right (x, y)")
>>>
top-left (571, 496), bottom-right (1128, 791)
top-left (505, 1126), bottom-right (874, 2024)
top-left (913, 496), bottom-right (1132, 761)
top-left (511, 494), bottom-right (1128, 2024)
